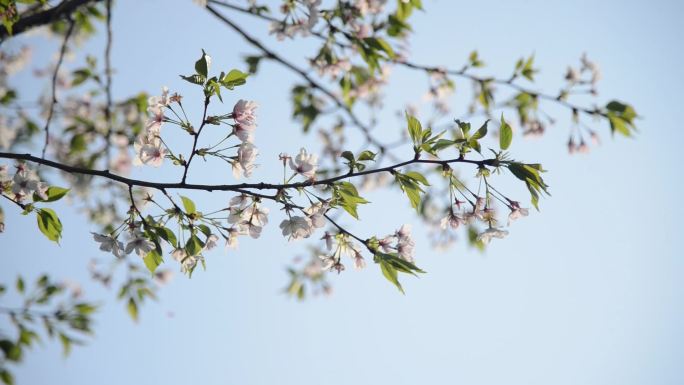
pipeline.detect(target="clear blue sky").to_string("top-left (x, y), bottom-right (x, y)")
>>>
top-left (1, 0), bottom-right (683, 384)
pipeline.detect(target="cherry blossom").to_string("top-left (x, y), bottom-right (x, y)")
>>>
top-left (279, 216), bottom-right (313, 240)
top-left (233, 142), bottom-right (258, 179)
top-left (232, 99), bottom-right (258, 128)
top-left (91, 233), bottom-right (125, 258)
top-left (125, 232), bottom-right (155, 257)
top-left (507, 202), bottom-right (529, 226)
top-left (11, 166), bottom-right (47, 200)
top-left (289, 148), bottom-right (318, 179)
top-left (204, 234), bottom-right (219, 250)
top-left (476, 227), bottom-right (509, 245)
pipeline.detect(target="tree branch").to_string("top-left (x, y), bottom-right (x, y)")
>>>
top-left (0, 151), bottom-right (492, 192)
top-left (0, 0), bottom-right (101, 40)
top-left (103, 0), bottom-right (113, 164)
top-left (41, 17), bottom-right (75, 159)
top-left (204, 5), bottom-right (395, 159)
top-left (210, 0), bottom-right (607, 121)
top-left (181, 96), bottom-right (210, 183)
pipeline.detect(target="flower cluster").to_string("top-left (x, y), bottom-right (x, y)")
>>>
top-left (565, 53), bottom-right (602, 91)
top-left (377, 224), bottom-right (416, 262)
top-left (227, 194), bottom-right (270, 241)
top-left (319, 233), bottom-right (365, 273)
top-left (437, 194), bottom-right (530, 246)
top-left (269, 0), bottom-right (321, 40)
top-left (231, 99), bottom-right (260, 178)
top-left (0, 163), bottom-right (48, 201)
top-left (133, 88), bottom-right (171, 167)
top-left (279, 201), bottom-right (328, 240)
top-left (354, 0), bottom-right (388, 16)
top-left (91, 223), bottom-right (155, 260)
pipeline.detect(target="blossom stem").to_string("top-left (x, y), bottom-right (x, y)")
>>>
top-left (180, 96), bottom-right (211, 183)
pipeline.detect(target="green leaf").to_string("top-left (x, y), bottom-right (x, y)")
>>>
top-left (36, 208), bottom-right (62, 243)
top-left (0, 368), bottom-right (14, 385)
top-left (59, 333), bottom-right (71, 356)
top-left (15, 277), bottom-right (24, 293)
top-left (194, 49), bottom-right (210, 78)
top-left (143, 250), bottom-right (163, 273)
top-left (244, 55), bottom-right (263, 74)
top-left (499, 114), bottom-right (513, 150)
top-left (471, 120), bottom-right (489, 140)
top-left (127, 298), bottom-right (138, 322)
top-left (221, 69), bottom-right (249, 89)
top-left (334, 182), bottom-right (369, 219)
top-left (374, 252), bottom-right (425, 293)
top-left (357, 150), bottom-right (376, 162)
top-left (180, 196), bottom-right (196, 214)
top-left (179, 74), bottom-right (206, 85)
top-left (521, 54), bottom-right (536, 81)
top-left (363, 37), bottom-right (395, 58)
top-left (605, 101), bottom-right (638, 137)
top-left (379, 260), bottom-right (403, 294)
top-left (197, 224), bottom-right (212, 238)
top-left (406, 112), bottom-right (422, 145)
top-left (185, 234), bottom-right (204, 256)
top-left (33, 186), bottom-right (69, 202)
top-left (395, 172), bottom-right (429, 212)
top-left (404, 171), bottom-right (430, 186)
top-left (376, 252), bottom-right (426, 275)
top-left (340, 150), bottom-right (355, 163)
top-left (155, 226), bottom-right (178, 248)
top-left (508, 162), bottom-right (550, 210)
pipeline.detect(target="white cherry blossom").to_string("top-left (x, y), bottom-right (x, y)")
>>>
top-left (204, 234), bottom-right (219, 250)
top-left (233, 142), bottom-right (258, 179)
top-left (476, 227), bottom-right (509, 245)
top-left (280, 216), bottom-right (313, 240)
top-left (232, 99), bottom-right (258, 127)
top-left (125, 233), bottom-right (155, 257)
top-left (91, 233), bottom-right (125, 258)
top-left (289, 148), bottom-right (318, 179)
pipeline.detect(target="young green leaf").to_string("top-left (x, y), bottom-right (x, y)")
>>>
top-left (221, 69), bottom-right (249, 89)
top-left (499, 114), bottom-right (513, 150)
top-left (33, 186), bottom-right (69, 202)
top-left (127, 298), bottom-right (138, 322)
top-left (180, 196), bottom-right (196, 214)
top-left (143, 250), bottom-right (163, 274)
top-left (36, 208), bottom-right (63, 243)
top-left (405, 112), bottom-right (422, 145)
top-left (194, 50), bottom-right (210, 78)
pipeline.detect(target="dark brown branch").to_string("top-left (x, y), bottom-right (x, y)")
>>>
top-left (0, 0), bottom-right (101, 40)
top-left (0, 151), bottom-right (492, 192)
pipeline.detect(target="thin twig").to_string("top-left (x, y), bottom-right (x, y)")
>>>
top-left (211, 0), bottom-right (606, 121)
top-left (41, 18), bottom-right (75, 159)
top-left (205, 5), bottom-right (395, 159)
top-left (181, 96), bottom-right (210, 183)
top-left (103, 0), bottom-right (113, 165)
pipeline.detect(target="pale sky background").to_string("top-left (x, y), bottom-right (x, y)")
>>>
top-left (1, 0), bottom-right (683, 384)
